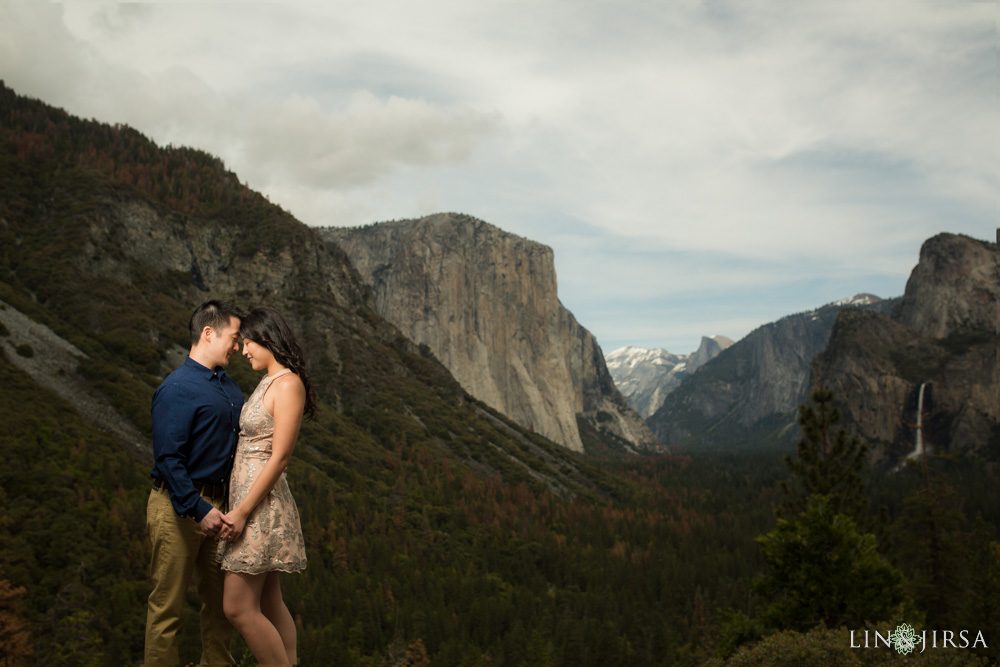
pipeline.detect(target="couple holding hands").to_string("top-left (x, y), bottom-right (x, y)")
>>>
top-left (144, 301), bottom-right (316, 666)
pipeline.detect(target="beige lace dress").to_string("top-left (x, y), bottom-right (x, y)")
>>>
top-left (220, 370), bottom-right (307, 574)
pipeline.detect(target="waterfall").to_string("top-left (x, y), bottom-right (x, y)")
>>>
top-left (906, 382), bottom-right (928, 460)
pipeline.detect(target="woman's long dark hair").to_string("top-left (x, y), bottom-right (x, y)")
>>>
top-left (240, 307), bottom-right (317, 420)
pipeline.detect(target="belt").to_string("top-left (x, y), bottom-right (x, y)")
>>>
top-left (152, 478), bottom-right (227, 499)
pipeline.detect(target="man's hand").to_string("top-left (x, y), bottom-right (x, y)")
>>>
top-left (199, 507), bottom-right (234, 537)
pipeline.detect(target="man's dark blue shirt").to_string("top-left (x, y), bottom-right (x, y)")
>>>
top-left (150, 357), bottom-right (244, 522)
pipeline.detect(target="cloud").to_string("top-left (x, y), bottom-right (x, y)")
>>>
top-left (0, 4), bottom-right (108, 105)
top-left (515, 2), bottom-right (995, 253)
top-left (2, 3), bottom-right (501, 217)
top-left (1, 0), bottom-right (993, 351)
top-left (236, 91), bottom-right (500, 188)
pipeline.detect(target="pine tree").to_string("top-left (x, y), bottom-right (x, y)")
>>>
top-left (755, 494), bottom-right (910, 632)
top-left (743, 388), bottom-right (911, 641)
top-left (780, 386), bottom-right (869, 523)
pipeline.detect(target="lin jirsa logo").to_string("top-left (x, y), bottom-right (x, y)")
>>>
top-left (889, 623), bottom-right (919, 655)
top-left (851, 623), bottom-right (988, 655)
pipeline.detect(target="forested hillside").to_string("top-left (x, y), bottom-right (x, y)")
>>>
top-left (1, 82), bottom-right (997, 665)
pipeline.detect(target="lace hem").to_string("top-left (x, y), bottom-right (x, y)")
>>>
top-left (220, 561), bottom-right (307, 575)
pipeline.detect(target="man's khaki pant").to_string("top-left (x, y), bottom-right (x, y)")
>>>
top-left (144, 486), bottom-right (233, 666)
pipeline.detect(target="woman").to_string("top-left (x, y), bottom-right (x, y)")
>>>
top-left (217, 307), bottom-right (316, 665)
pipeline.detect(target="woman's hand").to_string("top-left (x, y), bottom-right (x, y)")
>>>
top-left (219, 509), bottom-right (247, 541)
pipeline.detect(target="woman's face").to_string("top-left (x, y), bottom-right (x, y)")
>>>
top-left (241, 338), bottom-right (272, 371)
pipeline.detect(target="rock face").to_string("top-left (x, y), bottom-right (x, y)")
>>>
top-left (322, 214), bottom-right (663, 453)
top-left (811, 233), bottom-right (998, 462)
top-left (85, 201), bottom-right (366, 314)
top-left (893, 232), bottom-right (997, 338)
top-left (606, 336), bottom-right (734, 418)
top-left (688, 335), bottom-right (735, 371)
top-left (0, 298), bottom-right (151, 459)
top-left (647, 294), bottom-right (896, 450)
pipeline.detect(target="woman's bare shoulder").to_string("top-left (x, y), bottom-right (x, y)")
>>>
top-left (271, 372), bottom-right (306, 400)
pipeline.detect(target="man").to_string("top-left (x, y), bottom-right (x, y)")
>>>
top-left (145, 300), bottom-right (245, 666)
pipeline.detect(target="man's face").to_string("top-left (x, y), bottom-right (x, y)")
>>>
top-left (205, 316), bottom-right (241, 368)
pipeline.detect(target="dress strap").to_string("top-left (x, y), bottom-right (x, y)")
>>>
top-left (264, 369), bottom-right (294, 384)
top-left (260, 369), bottom-right (294, 400)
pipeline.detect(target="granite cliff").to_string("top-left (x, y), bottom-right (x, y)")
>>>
top-left (893, 232), bottom-right (997, 338)
top-left (810, 233), bottom-right (998, 463)
top-left (322, 214), bottom-right (663, 453)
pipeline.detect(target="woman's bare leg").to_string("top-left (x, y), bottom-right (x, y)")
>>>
top-left (261, 572), bottom-right (297, 664)
top-left (223, 571), bottom-right (289, 665)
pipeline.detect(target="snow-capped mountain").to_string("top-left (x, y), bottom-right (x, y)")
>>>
top-left (805, 293), bottom-right (883, 321)
top-left (607, 336), bottom-right (734, 418)
top-left (826, 293), bottom-right (882, 309)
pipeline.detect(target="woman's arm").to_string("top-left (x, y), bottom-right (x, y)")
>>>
top-left (225, 373), bottom-right (306, 537)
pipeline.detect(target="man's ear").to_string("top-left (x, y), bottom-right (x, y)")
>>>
top-left (201, 326), bottom-right (214, 343)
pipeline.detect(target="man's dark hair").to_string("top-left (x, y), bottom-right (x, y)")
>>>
top-left (189, 300), bottom-right (246, 345)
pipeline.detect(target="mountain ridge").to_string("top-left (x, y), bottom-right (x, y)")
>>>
top-left (646, 293), bottom-right (898, 450)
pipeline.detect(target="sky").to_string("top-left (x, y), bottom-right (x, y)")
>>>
top-left (2, 1), bottom-right (995, 355)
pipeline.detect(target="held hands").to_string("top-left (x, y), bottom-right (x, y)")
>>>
top-left (199, 507), bottom-right (234, 538)
top-left (217, 509), bottom-right (247, 542)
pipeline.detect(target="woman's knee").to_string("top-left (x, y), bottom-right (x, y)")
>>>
top-left (223, 585), bottom-right (253, 626)
top-left (223, 595), bottom-right (244, 626)
top-left (223, 571), bottom-right (264, 626)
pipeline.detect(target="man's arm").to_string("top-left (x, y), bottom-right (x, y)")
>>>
top-left (151, 383), bottom-right (215, 523)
